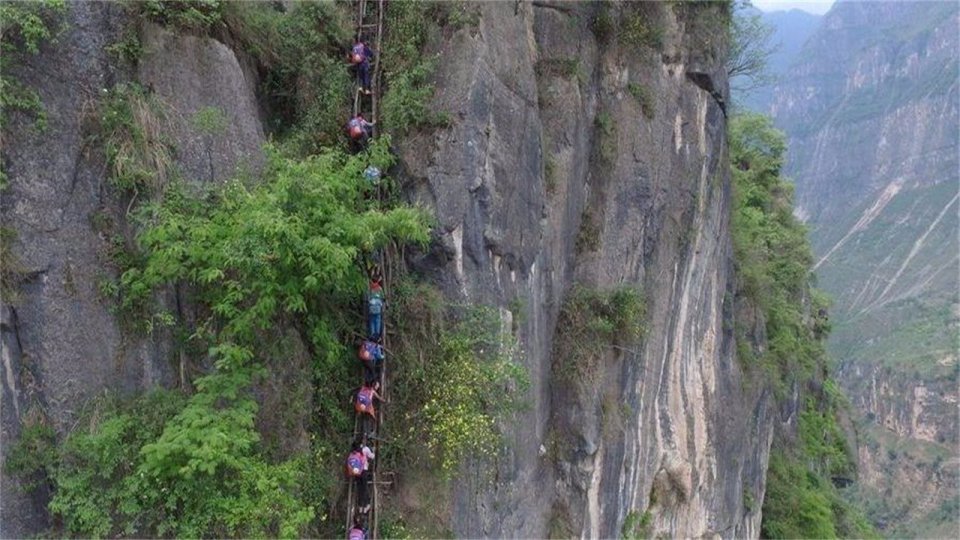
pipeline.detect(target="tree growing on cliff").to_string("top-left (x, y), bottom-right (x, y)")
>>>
top-left (22, 138), bottom-right (431, 538)
top-left (728, 1), bottom-right (777, 98)
top-left (730, 113), bottom-right (878, 539)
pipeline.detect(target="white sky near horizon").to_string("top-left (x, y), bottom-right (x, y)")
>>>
top-left (752, 0), bottom-right (836, 15)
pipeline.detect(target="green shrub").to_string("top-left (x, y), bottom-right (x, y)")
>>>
top-left (92, 83), bottom-right (173, 196)
top-left (191, 106), bottom-right (228, 136)
top-left (141, 0), bottom-right (225, 31)
top-left (0, 0), bottom-right (68, 130)
top-left (553, 285), bottom-right (644, 387)
top-left (622, 509), bottom-right (652, 539)
top-left (420, 308), bottom-right (527, 474)
top-left (536, 58), bottom-right (582, 80)
top-left (433, 1), bottom-right (480, 30)
top-left (576, 206), bottom-right (602, 254)
top-left (628, 82), bottom-right (655, 120)
top-left (47, 390), bottom-right (187, 537)
top-left (382, 58), bottom-right (447, 135)
top-left (3, 416), bottom-right (57, 492)
top-left (0, 227), bottom-right (27, 304)
top-left (544, 155), bottom-right (559, 196)
top-left (591, 1), bottom-right (615, 45)
top-left (620, 5), bottom-right (664, 51)
top-left (381, 0), bottom-right (447, 134)
top-left (388, 283), bottom-right (528, 477)
top-left (105, 28), bottom-right (143, 65)
top-left (595, 109), bottom-right (617, 167)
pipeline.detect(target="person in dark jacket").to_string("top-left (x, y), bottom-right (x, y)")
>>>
top-left (347, 113), bottom-right (375, 147)
top-left (348, 37), bottom-right (375, 94)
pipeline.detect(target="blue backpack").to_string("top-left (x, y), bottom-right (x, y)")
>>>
top-left (357, 390), bottom-right (372, 407)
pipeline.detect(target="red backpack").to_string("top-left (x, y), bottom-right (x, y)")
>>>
top-left (358, 341), bottom-right (379, 362)
top-left (348, 118), bottom-right (364, 139)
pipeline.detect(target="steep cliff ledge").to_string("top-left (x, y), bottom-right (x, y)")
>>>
top-left (1, 1), bottom-right (868, 538)
top-left (392, 2), bottom-right (773, 537)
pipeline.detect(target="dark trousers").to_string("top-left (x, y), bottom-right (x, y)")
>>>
top-left (363, 361), bottom-right (382, 386)
top-left (358, 61), bottom-right (371, 90)
top-left (350, 128), bottom-right (371, 152)
top-left (356, 470), bottom-right (371, 508)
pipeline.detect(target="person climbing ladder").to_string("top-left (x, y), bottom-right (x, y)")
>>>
top-left (357, 337), bottom-right (385, 386)
top-left (345, 438), bottom-right (376, 514)
top-left (348, 36), bottom-right (376, 95)
top-left (344, 2), bottom-right (388, 537)
top-left (354, 381), bottom-right (384, 420)
top-left (366, 273), bottom-right (385, 341)
top-left (348, 515), bottom-right (369, 540)
top-left (347, 113), bottom-right (376, 148)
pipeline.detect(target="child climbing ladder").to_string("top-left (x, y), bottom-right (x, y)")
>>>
top-left (343, 1), bottom-right (387, 538)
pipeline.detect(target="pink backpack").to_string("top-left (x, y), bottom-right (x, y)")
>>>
top-left (346, 451), bottom-right (365, 477)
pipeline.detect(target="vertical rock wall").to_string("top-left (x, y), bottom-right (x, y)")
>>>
top-left (396, 2), bottom-right (772, 538)
top-left (0, 2), bottom-right (266, 536)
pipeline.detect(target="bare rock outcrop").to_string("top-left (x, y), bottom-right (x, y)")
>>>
top-left (397, 2), bottom-right (771, 537)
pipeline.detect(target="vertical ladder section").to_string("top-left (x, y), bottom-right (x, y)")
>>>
top-left (346, 1), bottom-right (387, 538)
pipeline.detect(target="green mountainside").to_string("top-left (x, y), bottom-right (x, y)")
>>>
top-left (770, 2), bottom-right (959, 535)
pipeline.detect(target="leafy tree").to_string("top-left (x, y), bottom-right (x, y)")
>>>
top-left (730, 113), bottom-right (877, 539)
top-left (0, 0), bottom-right (67, 130)
top-left (728, 1), bottom-right (778, 98)
top-left (32, 138), bottom-right (431, 538)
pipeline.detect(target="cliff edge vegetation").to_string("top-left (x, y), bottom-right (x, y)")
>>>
top-left (730, 113), bottom-right (876, 539)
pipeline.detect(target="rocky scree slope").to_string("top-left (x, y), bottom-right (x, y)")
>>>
top-left (394, 2), bottom-right (775, 538)
top-left (770, 2), bottom-right (959, 535)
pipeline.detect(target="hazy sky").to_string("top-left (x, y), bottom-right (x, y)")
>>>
top-left (752, 0), bottom-right (836, 15)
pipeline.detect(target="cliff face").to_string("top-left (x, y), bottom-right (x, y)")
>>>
top-left (0, 2), bottom-right (266, 536)
top-left (397, 2), bottom-right (770, 538)
top-left (770, 1), bottom-right (959, 535)
top-left (3, 2), bottom-right (781, 539)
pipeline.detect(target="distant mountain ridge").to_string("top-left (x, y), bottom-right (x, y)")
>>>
top-left (769, 1), bottom-right (959, 536)
top-left (736, 8), bottom-right (821, 111)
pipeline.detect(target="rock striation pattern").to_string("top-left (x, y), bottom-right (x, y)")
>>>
top-left (397, 2), bottom-right (771, 538)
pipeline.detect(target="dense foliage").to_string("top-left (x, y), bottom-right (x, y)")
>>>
top-left (380, 0), bottom-right (450, 135)
top-left (10, 138), bottom-right (430, 537)
top-left (387, 283), bottom-right (528, 478)
top-left (730, 113), bottom-right (877, 539)
top-left (0, 0), bottom-right (66, 132)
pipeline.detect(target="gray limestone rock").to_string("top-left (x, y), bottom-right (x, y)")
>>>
top-left (0, 3), bottom-right (267, 536)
